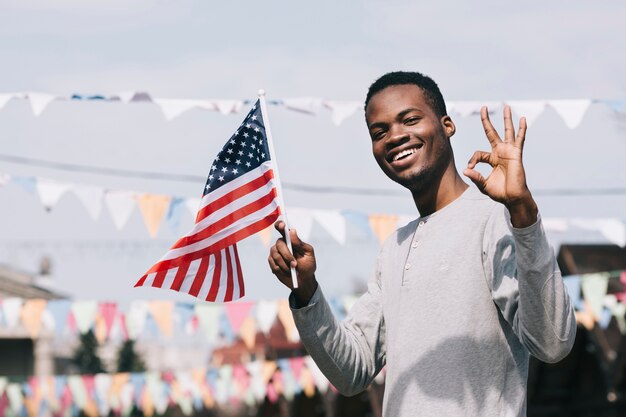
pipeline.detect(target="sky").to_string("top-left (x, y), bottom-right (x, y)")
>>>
top-left (0, 0), bottom-right (625, 302)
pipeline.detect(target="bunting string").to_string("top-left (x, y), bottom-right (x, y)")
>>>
top-left (0, 91), bottom-right (625, 127)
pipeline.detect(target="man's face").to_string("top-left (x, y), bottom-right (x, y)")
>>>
top-left (365, 84), bottom-right (453, 192)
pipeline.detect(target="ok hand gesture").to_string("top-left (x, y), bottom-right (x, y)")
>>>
top-left (463, 106), bottom-right (538, 228)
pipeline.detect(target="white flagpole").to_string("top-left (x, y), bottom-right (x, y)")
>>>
top-left (258, 90), bottom-right (299, 289)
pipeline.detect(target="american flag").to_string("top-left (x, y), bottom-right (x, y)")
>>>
top-left (135, 100), bottom-right (281, 302)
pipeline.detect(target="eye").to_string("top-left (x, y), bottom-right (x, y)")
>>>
top-left (371, 129), bottom-right (387, 141)
top-left (404, 117), bottom-right (420, 125)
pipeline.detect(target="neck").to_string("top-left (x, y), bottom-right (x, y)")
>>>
top-left (411, 163), bottom-right (468, 217)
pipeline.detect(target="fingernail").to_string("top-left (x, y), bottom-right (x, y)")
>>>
top-left (291, 261), bottom-right (297, 268)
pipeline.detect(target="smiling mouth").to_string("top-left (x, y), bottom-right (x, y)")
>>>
top-left (391, 144), bottom-right (422, 162)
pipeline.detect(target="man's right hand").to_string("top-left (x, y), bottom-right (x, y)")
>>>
top-left (268, 220), bottom-right (318, 306)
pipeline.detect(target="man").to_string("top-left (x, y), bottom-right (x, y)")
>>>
top-left (268, 71), bottom-right (576, 416)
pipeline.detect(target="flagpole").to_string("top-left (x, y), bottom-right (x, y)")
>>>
top-left (258, 90), bottom-right (299, 289)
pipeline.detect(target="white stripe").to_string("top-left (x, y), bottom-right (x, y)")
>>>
top-left (229, 245), bottom-right (243, 299)
top-left (200, 162), bottom-right (272, 210)
top-left (215, 249), bottom-right (229, 302)
top-left (162, 267), bottom-right (178, 290)
top-left (192, 179), bottom-right (276, 234)
top-left (196, 255), bottom-right (217, 301)
top-left (159, 200), bottom-right (279, 261)
top-left (180, 258), bottom-right (202, 294)
top-left (142, 272), bottom-right (157, 287)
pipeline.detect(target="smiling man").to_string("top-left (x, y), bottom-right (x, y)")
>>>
top-left (268, 71), bottom-right (576, 416)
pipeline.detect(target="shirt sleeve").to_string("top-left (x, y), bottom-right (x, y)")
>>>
top-left (482, 204), bottom-right (576, 363)
top-left (289, 256), bottom-right (387, 396)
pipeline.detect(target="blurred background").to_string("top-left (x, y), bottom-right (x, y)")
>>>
top-left (0, 1), bottom-right (625, 416)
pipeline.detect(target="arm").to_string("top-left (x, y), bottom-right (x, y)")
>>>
top-left (465, 106), bottom-right (576, 362)
top-left (268, 222), bottom-right (386, 395)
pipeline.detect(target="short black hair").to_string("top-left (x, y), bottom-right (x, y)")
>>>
top-left (364, 71), bottom-right (447, 117)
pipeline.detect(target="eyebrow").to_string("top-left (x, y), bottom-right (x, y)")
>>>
top-left (368, 107), bottom-right (421, 130)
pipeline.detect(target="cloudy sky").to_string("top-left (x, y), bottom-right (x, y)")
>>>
top-left (0, 1), bottom-right (625, 302)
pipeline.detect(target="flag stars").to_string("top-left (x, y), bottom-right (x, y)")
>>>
top-left (251, 115), bottom-right (257, 121)
top-left (243, 132), bottom-right (249, 138)
top-left (235, 159), bottom-right (242, 165)
top-left (245, 123), bottom-right (251, 129)
top-left (254, 127), bottom-right (260, 133)
top-left (230, 139), bottom-right (236, 145)
top-left (205, 184), bottom-right (211, 190)
top-left (232, 168), bottom-right (239, 174)
top-left (209, 174), bottom-right (214, 180)
top-left (221, 167), bottom-right (228, 173)
top-left (219, 176), bottom-right (225, 182)
top-left (245, 161), bottom-right (251, 167)
top-left (261, 152), bottom-right (266, 158)
top-left (238, 150), bottom-right (244, 156)
top-left (227, 148), bottom-right (234, 154)
top-left (225, 158), bottom-right (231, 163)
top-left (211, 165), bottom-right (217, 171)
top-left (248, 152), bottom-right (254, 158)
top-left (251, 144), bottom-right (256, 150)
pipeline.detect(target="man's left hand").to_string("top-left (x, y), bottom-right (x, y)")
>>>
top-left (463, 105), bottom-right (538, 228)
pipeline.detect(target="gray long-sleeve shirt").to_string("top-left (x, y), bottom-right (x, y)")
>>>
top-left (290, 187), bottom-right (576, 417)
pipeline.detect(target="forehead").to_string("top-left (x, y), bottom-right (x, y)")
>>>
top-left (365, 84), bottom-right (434, 123)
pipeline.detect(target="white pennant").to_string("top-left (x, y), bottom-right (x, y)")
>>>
top-left (36, 178), bottom-right (73, 210)
top-left (6, 383), bottom-right (23, 415)
top-left (71, 301), bottom-right (98, 334)
top-left (305, 356), bottom-right (329, 393)
top-left (324, 100), bottom-right (362, 125)
top-left (126, 300), bottom-right (149, 340)
top-left (288, 208), bottom-right (314, 241)
top-left (73, 185), bottom-right (104, 220)
top-left (2, 298), bottom-right (23, 328)
top-left (153, 99), bottom-right (202, 121)
top-left (94, 374), bottom-right (112, 416)
top-left (506, 100), bottom-right (546, 127)
top-left (548, 99), bottom-right (591, 129)
top-left (213, 99), bottom-right (244, 115)
top-left (282, 97), bottom-right (323, 115)
top-left (313, 210), bottom-right (346, 245)
top-left (27, 92), bottom-right (57, 116)
top-left (104, 190), bottom-right (136, 230)
top-left (185, 197), bottom-right (201, 220)
top-left (0, 93), bottom-right (16, 110)
top-left (255, 300), bottom-right (278, 334)
top-left (572, 218), bottom-right (626, 247)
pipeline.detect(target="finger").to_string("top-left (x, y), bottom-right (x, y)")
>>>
top-left (466, 150), bottom-right (492, 169)
top-left (267, 255), bottom-right (292, 287)
top-left (516, 116), bottom-right (527, 149)
top-left (463, 168), bottom-right (488, 192)
top-left (289, 228), bottom-right (313, 255)
top-left (275, 237), bottom-right (297, 268)
top-left (274, 220), bottom-right (286, 238)
top-left (480, 106), bottom-right (502, 148)
top-left (503, 105), bottom-right (515, 143)
top-left (270, 243), bottom-right (292, 272)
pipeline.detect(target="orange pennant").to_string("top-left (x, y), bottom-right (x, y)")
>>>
top-left (368, 214), bottom-right (399, 245)
top-left (137, 194), bottom-right (171, 238)
top-left (277, 300), bottom-right (298, 342)
top-left (148, 301), bottom-right (174, 338)
top-left (21, 299), bottom-right (47, 338)
top-left (239, 316), bottom-right (257, 349)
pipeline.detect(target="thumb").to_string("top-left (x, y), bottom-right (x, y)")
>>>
top-left (463, 168), bottom-right (487, 192)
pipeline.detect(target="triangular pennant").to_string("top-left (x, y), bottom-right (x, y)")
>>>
top-left (571, 218), bottom-right (626, 247)
top-left (184, 197), bottom-right (201, 220)
top-left (368, 214), bottom-right (399, 244)
top-left (304, 356), bottom-right (329, 393)
top-left (224, 302), bottom-right (254, 334)
top-left (277, 300), bottom-right (299, 342)
top-left (46, 299), bottom-right (72, 335)
top-left (165, 197), bottom-right (185, 233)
top-left (213, 100), bottom-right (244, 115)
top-left (104, 191), bottom-right (136, 230)
top-left (27, 92), bottom-right (57, 116)
top-left (71, 301), bottom-right (99, 334)
top-left (548, 99), bottom-right (591, 129)
top-left (36, 178), bottom-right (72, 211)
top-left (73, 185), bottom-right (104, 220)
top-left (313, 210), bottom-right (346, 245)
top-left (288, 208), bottom-right (314, 241)
top-left (94, 374), bottom-right (112, 416)
top-left (137, 194), bottom-right (171, 237)
top-left (506, 100), bottom-right (546, 127)
top-left (98, 302), bottom-right (118, 340)
top-left (563, 276), bottom-right (584, 311)
top-left (195, 304), bottom-right (223, 343)
top-left (2, 298), bottom-right (23, 328)
top-left (602, 99), bottom-right (626, 113)
top-left (282, 97), bottom-right (323, 115)
top-left (542, 218), bottom-right (568, 233)
top-left (581, 273), bottom-right (610, 318)
top-left (262, 361), bottom-right (277, 385)
top-left (126, 301), bottom-right (149, 339)
top-left (324, 100), bottom-right (362, 126)
top-left (239, 316), bottom-right (257, 349)
top-left (153, 99), bottom-right (201, 121)
top-left (255, 300), bottom-right (278, 334)
top-left (147, 301), bottom-right (174, 338)
top-left (6, 383), bottom-right (24, 415)
top-left (11, 176), bottom-right (37, 193)
top-left (20, 299), bottom-right (47, 338)
top-left (0, 93), bottom-right (15, 110)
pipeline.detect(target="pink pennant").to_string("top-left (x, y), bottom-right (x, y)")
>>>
top-left (82, 376), bottom-right (95, 401)
top-left (119, 314), bottom-right (129, 341)
top-left (60, 385), bottom-right (72, 416)
top-left (67, 312), bottom-right (77, 333)
top-left (0, 393), bottom-right (8, 417)
top-left (266, 382), bottom-right (279, 403)
top-left (289, 357), bottom-right (305, 381)
top-left (232, 365), bottom-right (250, 392)
top-left (99, 302), bottom-right (118, 339)
top-left (617, 271), bottom-right (626, 302)
top-left (224, 302), bottom-right (254, 334)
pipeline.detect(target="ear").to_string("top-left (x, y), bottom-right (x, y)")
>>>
top-left (441, 115), bottom-right (456, 138)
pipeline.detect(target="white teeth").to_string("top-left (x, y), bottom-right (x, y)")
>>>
top-left (393, 148), bottom-right (417, 161)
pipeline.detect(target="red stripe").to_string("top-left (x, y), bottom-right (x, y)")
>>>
top-left (170, 263), bottom-right (190, 291)
top-left (196, 170), bottom-right (275, 223)
top-left (234, 245), bottom-right (245, 298)
top-left (134, 274), bottom-right (148, 287)
top-left (145, 207), bottom-right (280, 275)
top-left (188, 256), bottom-right (209, 297)
top-left (152, 270), bottom-right (166, 288)
top-left (206, 252), bottom-right (223, 302)
top-left (172, 187), bottom-right (277, 250)
top-left (224, 248), bottom-right (234, 302)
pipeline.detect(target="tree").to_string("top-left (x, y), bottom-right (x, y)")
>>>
top-left (72, 330), bottom-right (104, 374)
top-left (116, 339), bottom-right (146, 373)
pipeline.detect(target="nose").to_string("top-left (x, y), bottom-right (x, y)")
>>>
top-left (385, 124), bottom-right (409, 150)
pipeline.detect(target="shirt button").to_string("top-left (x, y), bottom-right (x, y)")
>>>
top-left (405, 263), bottom-right (411, 270)
top-left (412, 242), bottom-right (418, 248)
